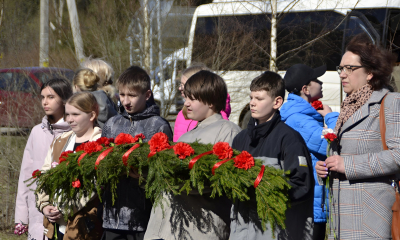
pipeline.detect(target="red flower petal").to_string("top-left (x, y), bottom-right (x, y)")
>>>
top-left (213, 142), bottom-right (233, 160)
top-left (234, 151), bottom-right (255, 170)
top-left (173, 142), bottom-right (195, 159)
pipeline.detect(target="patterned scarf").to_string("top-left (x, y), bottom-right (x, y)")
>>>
top-left (334, 84), bottom-right (373, 135)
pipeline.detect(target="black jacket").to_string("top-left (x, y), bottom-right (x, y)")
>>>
top-left (230, 111), bottom-right (314, 239)
top-left (101, 103), bottom-right (173, 231)
top-left (232, 111), bottom-right (314, 202)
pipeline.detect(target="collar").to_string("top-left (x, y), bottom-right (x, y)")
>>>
top-left (340, 88), bottom-right (389, 135)
top-left (195, 113), bottom-right (223, 129)
top-left (247, 110), bottom-right (281, 146)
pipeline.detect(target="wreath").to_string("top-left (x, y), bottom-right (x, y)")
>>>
top-left (27, 132), bottom-right (291, 233)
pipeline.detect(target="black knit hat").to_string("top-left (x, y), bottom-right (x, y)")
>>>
top-left (284, 64), bottom-right (326, 93)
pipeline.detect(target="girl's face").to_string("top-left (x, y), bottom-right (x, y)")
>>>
top-left (41, 87), bottom-right (64, 118)
top-left (179, 75), bottom-right (188, 98)
top-left (184, 97), bottom-right (215, 121)
top-left (65, 103), bottom-right (96, 135)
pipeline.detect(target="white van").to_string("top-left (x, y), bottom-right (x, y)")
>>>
top-left (186, 0), bottom-right (400, 128)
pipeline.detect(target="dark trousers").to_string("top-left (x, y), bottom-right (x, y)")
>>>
top-left (313, 222), bottom-right (326, 240)
top-left (101, 229), bottom-right (145, 240)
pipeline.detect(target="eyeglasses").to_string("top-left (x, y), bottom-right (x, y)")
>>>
top-left (336, 65), bottom-right (364, 75)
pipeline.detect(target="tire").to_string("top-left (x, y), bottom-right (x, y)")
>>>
top-left (241, 110), bottom-right (252, 129)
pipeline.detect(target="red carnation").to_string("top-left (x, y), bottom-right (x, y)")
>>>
top-left (96, 137), bottom-right (114, 146)
top-left (59, 150), bottom-right (73, 163)
top-left (311, 100), bottom-right (323, 110)
top-left (173, 142), bottom-right (195, 159)
top-left (75, 142), bottom-right (86, 152)
top-left (115, 133), bottom-right (137, 145)
top-left (72, 179), bottom-right (81, 188)
top-left (324, 133), bottom-right (337, 142)
top-left (84, 142), bottom-right (103, 154)
top-left (234, 151), bottom-right (255, 170)
top-left (133, 133), bottom-right (146, 142)
top-left (213, 142), bottom-right (233, 160)
top-left (32, 169), bottom-right (41, 178)
top-left (148, 132), bottom-right (170, 153)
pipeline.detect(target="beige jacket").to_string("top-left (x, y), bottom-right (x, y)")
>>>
top-left (144, 114), bottom-right (241, 240)
top-left (36, 127), bottom-right (102, 213)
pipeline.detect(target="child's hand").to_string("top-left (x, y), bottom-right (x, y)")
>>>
top-left (315, 161), bottom-right (328, 178)
top-left (129, 168), bottom-right (140, 179)
top-left (43, 205), bottom-right (62, 222)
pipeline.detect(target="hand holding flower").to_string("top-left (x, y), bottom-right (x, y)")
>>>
top-left (315, 161), bottom-right (329, 178)
top-left (325, 155), bottom-right (345, 174)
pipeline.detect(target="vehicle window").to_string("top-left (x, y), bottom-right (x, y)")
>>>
top-left (0, 73), bottom-right (12, 90)
top-left (387, 10), bottom-right (400, 62)
top-left (192, 11), bottom-right (344, 71)
top-left (33, 70), bottom-right (74, 84)
top-left (13, 72), bottom-right (40, 93)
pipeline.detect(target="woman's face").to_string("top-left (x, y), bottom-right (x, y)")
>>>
top-left (65, 103), bottom-right (95, 135)
top-left (41, 86), bottom-right (64, 117)
top-left (184, 97), bottom-right (215, 121)
top-left (179, 75), bottom-right (188, 98)
top-left (339, 51), bottom-right (373, 95)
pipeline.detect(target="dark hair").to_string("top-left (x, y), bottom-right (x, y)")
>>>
top-left (292, 79), bottom-right (323, 96)
top-left (116, 66), bottom-right (151, 93)
top-left (346, 34), bottom-right (395, 91)
top-left (250, 71), bottom-right (285, 100)
top-left (40, 78), bottom-right (73, 103)
top-left (184, 70), bottom-right (227, 113)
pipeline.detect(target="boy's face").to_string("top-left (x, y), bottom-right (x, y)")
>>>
top-left (184, 96), bottom-right (215, 122)
top-left (119, 87), bottom-right (151, 114)
top-left (306, 80), bottom-right (323, 102)
top-left (249, 90), bottom-right (283, 124)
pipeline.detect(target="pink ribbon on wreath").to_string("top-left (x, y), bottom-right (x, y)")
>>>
top-left (254, 165), bottom-right (265, 188)
top-left (188, 151), bottom-right (213, 169)
top-left (212, 158), bottom-right (232, 175)
top-left (77, 152), bottom-right (87, 166)
top-left (95, 147), bottom-right (114, 170)
top-left (122, 144), bottom-right (140, 166)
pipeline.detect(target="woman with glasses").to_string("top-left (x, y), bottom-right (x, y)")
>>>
top-left (316, 34), bottom-right (400, 239)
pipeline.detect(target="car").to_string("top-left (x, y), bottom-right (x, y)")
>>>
top-left (0, 67), bottom-right (74, 128)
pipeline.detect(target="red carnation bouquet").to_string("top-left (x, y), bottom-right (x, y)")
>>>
top-left (311, 100), bottom-right (323, 110)
top-left (59, 150), bottom-right (73, 164)
top-left (213, 142), bottom-right (233, 159)
top-left (173, 142), bottom-right (195, 159)
top-left (149, 132), bottom-right (170, 154)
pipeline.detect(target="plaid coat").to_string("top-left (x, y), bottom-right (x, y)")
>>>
top-left (328, 88), bottom-right (400, 240)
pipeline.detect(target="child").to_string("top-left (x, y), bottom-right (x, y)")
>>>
top-left (73, 68), bottom-right (117, 127)
top-left (229, 71), bottom-right (314, 240)
top-left (15, 78), bottom-right (72, 240)
top-left (37, 92), bottom-right (102, 240)
top-left (144, 70), bottom-right (241, 240)
top-left (100, 66), bottom-right (173, 240)
top-left (281, 64), bottom-right (339, 240)
top-left (173, 65), bottom-right (232, 142)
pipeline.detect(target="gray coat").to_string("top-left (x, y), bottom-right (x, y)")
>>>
top-left (144, 113), bottom-right (241, 240)
top-left (328, 88), bottom-right (400, 239)
top-left (101, 103), bottom-right (173, 231)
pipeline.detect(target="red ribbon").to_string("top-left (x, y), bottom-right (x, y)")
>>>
top-left (77, 152), bottom-right (87, 166)
top-left (147, 146), bottom-right (173, 158)
top-left (95, 147), bottom-right (114, 170)
top-left (122, 144), bottom-right (140, 166)
top-left (254, 165), bottom-right (265, 188)
top-left (212, 158), bottom-right (232, 175)
top-left (188, 150), bottom-right (213, 170)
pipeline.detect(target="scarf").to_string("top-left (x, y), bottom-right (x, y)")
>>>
top-left (334, 84), bottom-right (373, 135)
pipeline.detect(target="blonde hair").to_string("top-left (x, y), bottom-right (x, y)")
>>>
top-left (66, 92), bottom-right (99, 123)
top-left (81, 57), bottom-right (114, 86)
top-left (181, 64), bottom-right (209, 79)
top-left (73, 68), bottom-right (100, 92)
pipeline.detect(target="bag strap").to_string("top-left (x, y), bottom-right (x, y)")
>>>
top-left (380, 95), bottom-right (388, 151)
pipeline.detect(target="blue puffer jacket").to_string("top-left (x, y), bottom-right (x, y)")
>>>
top-left (281, 93), bottom-right (338, 223)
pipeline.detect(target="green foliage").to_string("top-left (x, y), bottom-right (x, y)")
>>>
top-left (27, 141), bottom-right (291, 230)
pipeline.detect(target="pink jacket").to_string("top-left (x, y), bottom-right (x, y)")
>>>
top-left (15, 116), bottom-right (70, 240)
top-left (173, 94), bottom-right (231, 142)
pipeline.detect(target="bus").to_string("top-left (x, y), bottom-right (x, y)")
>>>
top-left (186, 0), bottom-right (400, 128)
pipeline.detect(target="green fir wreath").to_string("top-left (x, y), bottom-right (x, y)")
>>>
top-left (28, 132), bottom-right (291, 233)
